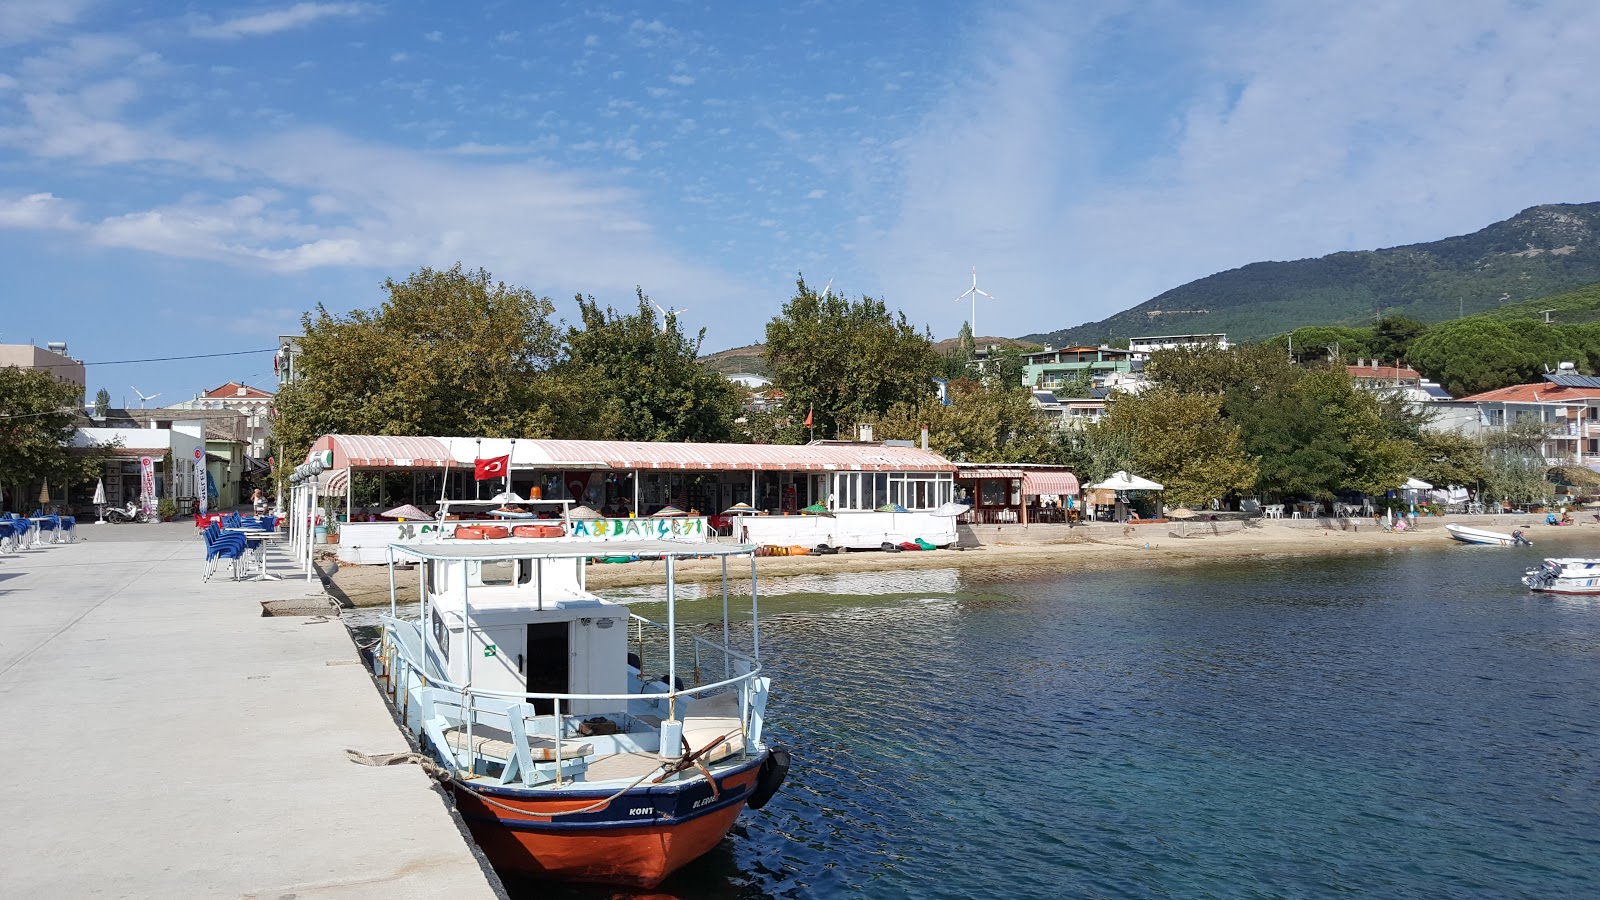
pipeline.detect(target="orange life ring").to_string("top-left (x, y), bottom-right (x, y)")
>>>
top-left (455, 525), bottom-right (510, 540)
top-left (512, 524), bottom-right (562, 538)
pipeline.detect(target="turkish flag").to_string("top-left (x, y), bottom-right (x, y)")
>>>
top-left (804, 408), bottom-right (814, 428)
top-left (474, 454), bottom-right (510, 481)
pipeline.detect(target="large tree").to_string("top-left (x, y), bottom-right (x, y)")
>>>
top-left (1090, 386), bottom-right (1258, 505)
top-left (876, 380), bottom-right (1061, 463)
top-left (273, 264), bottom-right (563, 471)
top-left (0, 367), bottom-right (109, 511)
top-left (1406, 318), bottom-right (1600, 397)
top-left (764, 276), bottom-right (938, 440)
top-left (1229, 370), bottom-right (1415, 499)
top-left (550, 291), bottom-right (740, 442)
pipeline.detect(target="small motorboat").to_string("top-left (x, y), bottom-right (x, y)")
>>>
top-left (1445, 523), bottom-right (1531, 546)
top-left (1523, 557), bottom-right (1600, 594)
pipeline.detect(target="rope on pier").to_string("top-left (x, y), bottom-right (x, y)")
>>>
top-left (344, 748), bottom-right (671, 817)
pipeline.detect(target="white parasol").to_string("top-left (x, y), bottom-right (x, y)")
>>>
top-left (93, 478), bottom-right (106, 523)
top-left (382, 504), bottom-right (433, 521)
top-left (1088, 470), bottom-right (1164, 491)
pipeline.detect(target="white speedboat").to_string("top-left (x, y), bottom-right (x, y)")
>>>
top-left (1523, 557), bottom-right (1600, 594)
top-left (1445, 524), bottom-right (1531, 546)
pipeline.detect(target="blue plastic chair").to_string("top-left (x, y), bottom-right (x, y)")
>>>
top-left (0, 520), bottom-right (15, 553)
top-left (203, 527), bottom-right (248, 581)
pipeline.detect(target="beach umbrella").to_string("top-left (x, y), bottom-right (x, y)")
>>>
top-left (39, 481), bottom-right (50, 504)
top-left (567, 504), bottom-right (604, 519)
top-left (652, 505), bottom-right (687, 517)
top-left (92, 479), bottom-right (106, 505)
top-left (722, 502), bottom-right (757, 515)
top-left (488, 491), bottom-right (526, 504)
top-left (876, 503), bottom-right (909, 513)
top-left (799, 502), bottom-right (835, 517)
top-left (1167, 507), bottom-right (1199, 519)
top-left (381, 504), bottom-right (433, 521)
top-left (932, 501), bottom-right (971, 517)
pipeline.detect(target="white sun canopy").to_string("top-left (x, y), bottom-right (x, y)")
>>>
top-left (1088, 470), bottom-right (1164, 491)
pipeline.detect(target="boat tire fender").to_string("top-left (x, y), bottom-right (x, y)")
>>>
top-left (656, 674), bottom-right (685, 691)
top-left (748, 747), bottom-right (790, 810)
top-left (627, 652), bottom-right (642, 672)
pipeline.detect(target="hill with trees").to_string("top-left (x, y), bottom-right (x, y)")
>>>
top-left (1027, 202), bottom-right (1600, 347)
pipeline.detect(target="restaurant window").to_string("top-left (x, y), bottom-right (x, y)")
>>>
top-left (979, 479), bottom-right (1008, 507)
top-left (872, 473), bottom-right (888, 510)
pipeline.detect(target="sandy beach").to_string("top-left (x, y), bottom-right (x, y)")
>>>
top-left (321, 517), bottom-right (1600, 607)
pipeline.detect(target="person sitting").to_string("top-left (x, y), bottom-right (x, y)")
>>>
top-left (1561, 510), bottom-right (1574, 526)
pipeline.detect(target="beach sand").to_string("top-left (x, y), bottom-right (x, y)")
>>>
top-left (321, 518), bottom-right (1599, 608)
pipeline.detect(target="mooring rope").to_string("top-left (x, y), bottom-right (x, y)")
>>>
top-left (345, 748), bottom-right (672, 817)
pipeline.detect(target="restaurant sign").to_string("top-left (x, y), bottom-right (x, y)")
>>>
top-left (565, 517), bottom-right (708, 542)
top-left (139, 456), bottom-right (156, 515)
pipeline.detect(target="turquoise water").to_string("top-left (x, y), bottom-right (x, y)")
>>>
top-left (515, 543), bottom-right (1600, 899)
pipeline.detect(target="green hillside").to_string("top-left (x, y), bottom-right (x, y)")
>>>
top-left (1477, 280), bottom-right (1600, 325)
top-left (1027, 202), bottom-right (1600, 347)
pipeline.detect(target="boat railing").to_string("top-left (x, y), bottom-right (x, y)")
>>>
top-left (379, 618), bottom-right (765, 787)
top-left (628, 612), bottom-right (756, 683)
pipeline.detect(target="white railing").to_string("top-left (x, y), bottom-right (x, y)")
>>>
top-left (380, 616), bottom-right (764, 787)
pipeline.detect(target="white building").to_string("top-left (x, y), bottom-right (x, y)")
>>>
top-left (1127, 333), bottom-right (1230, 361)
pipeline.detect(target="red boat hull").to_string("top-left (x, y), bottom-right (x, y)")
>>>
top-left (454, 756), bottom-right (763, 888)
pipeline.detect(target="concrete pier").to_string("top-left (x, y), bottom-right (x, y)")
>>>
top-left (0, 524), bottom-right (500, 898)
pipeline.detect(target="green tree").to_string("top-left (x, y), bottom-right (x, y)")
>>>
top-left (0, 367), bottom-right (112, 511)
top-left (1230, 370), bottom-right (1414, 499)
top-left (1146, 344), bottom-right (1302, 400)
top-left (93, 387), bottom-right (110, 417)
top-left (273, 264), bottom-right (563, 478)
top-left (1092, 386), bottom-right (1258, 505)
top-left (550, 291), bottom-right (740, 442)
top-left (1369, 314), bottom-right (1427, 362)
top-left (1411, 431), bottom-right (1488, 490)
top-left (1479, 418), bottom-right (1556, 505)
top-left (876, 380), bottom-right (1061, 463)
top-left (764, 275), bottom-right (939, 439)
top-left (1406, 318), bottom-right (1600, 397)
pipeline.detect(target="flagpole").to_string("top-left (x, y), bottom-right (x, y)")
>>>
top-left (474, 438), bottom-right (482, 500)
top-left (508, 438), bottom-right (516, 497)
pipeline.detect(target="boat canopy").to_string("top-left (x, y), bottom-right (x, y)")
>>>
top-left (389, 539), bottom-right (757, 561)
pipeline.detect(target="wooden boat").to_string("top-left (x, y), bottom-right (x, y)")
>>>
top-left (372, 537), bottom-right (787, 888)
top-left (1523, 557), bottom-right (1600, 594)
top-left (1444, 523), bottom-right (1531, 546)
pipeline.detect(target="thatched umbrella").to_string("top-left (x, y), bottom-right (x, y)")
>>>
top-left (799, 502), bottom-right (835, 517)
top-left (652, 505), bottom-right (687, 517)
top-left (567, 504), bottom-right (604, 520)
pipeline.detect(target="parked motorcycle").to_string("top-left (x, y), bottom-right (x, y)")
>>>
top-left (104, 501), bottom-right (152, 524)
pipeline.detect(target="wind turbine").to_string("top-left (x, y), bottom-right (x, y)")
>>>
top-left (131, 386), bottom-right (162, 408)
top-left (648, 299), bottom-right (690, 333)
top-left (954, 267), bottom-right (996, 340)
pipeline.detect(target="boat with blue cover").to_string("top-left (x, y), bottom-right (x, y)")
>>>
top-left (371, 536), bottom-right (787, 887)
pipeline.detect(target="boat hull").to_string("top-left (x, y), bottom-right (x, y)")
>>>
top-left (1523, 558), bottom-right (1600, 594)
top-left (453, 754), bottom-right (764, 887)
top-left (1445, 524), bottom-right (1526, 546)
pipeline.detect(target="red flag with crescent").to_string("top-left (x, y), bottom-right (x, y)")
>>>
top-left (475, 454), bottom-right (510, 481)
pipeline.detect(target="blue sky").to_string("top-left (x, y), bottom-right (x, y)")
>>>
top-left (3, 0), bottom-right (1600, 407)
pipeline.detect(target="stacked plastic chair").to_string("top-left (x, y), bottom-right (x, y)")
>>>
top-left (32, 511), bottom-right (58, 544)
top-left (202, 522), bottom-right (248, 581)
top-left (8, 515), bottom-right (32, 548)
top-left (0, 519), bottom-right (15, 554)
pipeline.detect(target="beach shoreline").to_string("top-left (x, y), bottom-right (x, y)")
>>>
top-left (321, 519), bottom-right (1599, 607)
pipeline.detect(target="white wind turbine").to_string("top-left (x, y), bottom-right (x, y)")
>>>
top-left (130, 386), bottom-right (162, 408)
top-left (954, 267), bottom-right (996, 340)
top-left (649, 299), bottom-right (690, 333)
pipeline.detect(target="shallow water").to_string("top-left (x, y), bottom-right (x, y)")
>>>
top-left (445, 542), bottom-right (1600, 899)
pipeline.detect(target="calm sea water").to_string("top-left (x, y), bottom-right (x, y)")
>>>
top-left (492, 542), bottom-right (1600, 900)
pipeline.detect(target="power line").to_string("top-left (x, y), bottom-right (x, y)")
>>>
top-left (16, 348), bottom-right (277, 369)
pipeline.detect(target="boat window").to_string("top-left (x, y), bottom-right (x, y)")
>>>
top-left (471, 559), bottom-right (517, 586)
top-left (432, 608), bottom-right (450, 662)
top-left (517, 558), bottom-right (534, 585)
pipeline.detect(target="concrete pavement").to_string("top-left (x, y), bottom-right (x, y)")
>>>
top-left (0, 525), bottom-right (501, 898)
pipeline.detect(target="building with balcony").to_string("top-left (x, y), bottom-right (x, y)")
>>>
top-left (1021, 345), bottom-right (1133, 390)
top-left (1432, 371), bottom-right (1600, 467)
top-left (165, 382), bottom-right (275, 457)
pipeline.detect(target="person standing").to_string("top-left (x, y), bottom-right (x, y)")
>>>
top-left (251, 487), bottom-right (266, 516)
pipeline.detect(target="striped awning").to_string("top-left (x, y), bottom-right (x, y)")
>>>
top-left (958, 467), bottom-right (1024, 480)
top-left (1023, 471), bottom-right (1080, 496)
top-left (317, 467), bottom-right (349, 497)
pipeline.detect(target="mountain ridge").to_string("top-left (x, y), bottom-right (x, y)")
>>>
top-left (1025, 202), bottom-right (1600, 347)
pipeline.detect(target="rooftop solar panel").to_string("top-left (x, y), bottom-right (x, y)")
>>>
top-left (1543, 372), bottom-right (1600, 388)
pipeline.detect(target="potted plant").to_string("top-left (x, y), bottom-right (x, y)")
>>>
top-left (157, 496), bottom-right (177, 523)
top-left (325, 517), bottom-right (340, 545)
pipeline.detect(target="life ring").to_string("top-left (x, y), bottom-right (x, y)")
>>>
top-left (455, 525), bottom-right (510, 540)
top-left (511, 525), bottom-right (543, 537)
top-left (747, 747), bottom-right (790, 810)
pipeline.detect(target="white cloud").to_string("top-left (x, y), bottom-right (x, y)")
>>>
top-left (667, 73), bottom-right (695, 86)
top-left (805, 189), bottom-right (827, 200)
top-left (0, 192), bottom-right (78, 229)
top-left (191, 3), bottom-right (369, 40)
top-left (423, 30), bottom-right (442, 42)
top-left (866, 0), bottom-right (1600, 339)
top-left (0, 0), bottom-right (94, 45)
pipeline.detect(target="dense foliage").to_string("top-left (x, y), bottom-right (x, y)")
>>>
top-left (763, 276), bottom-right (939, 440)
top-left (1090, 385), bottom-right (1257, 505)
top-left (549, 291), bottom-right (740, 443)
top-left (0, 367), bottom-right (111, 510)
top-left (877, 380), bottom-right (1062, 464)
top-left (1029, 202), bottom-right (1600, 347)
top-left (272, 265), bottom-right (741, 480)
